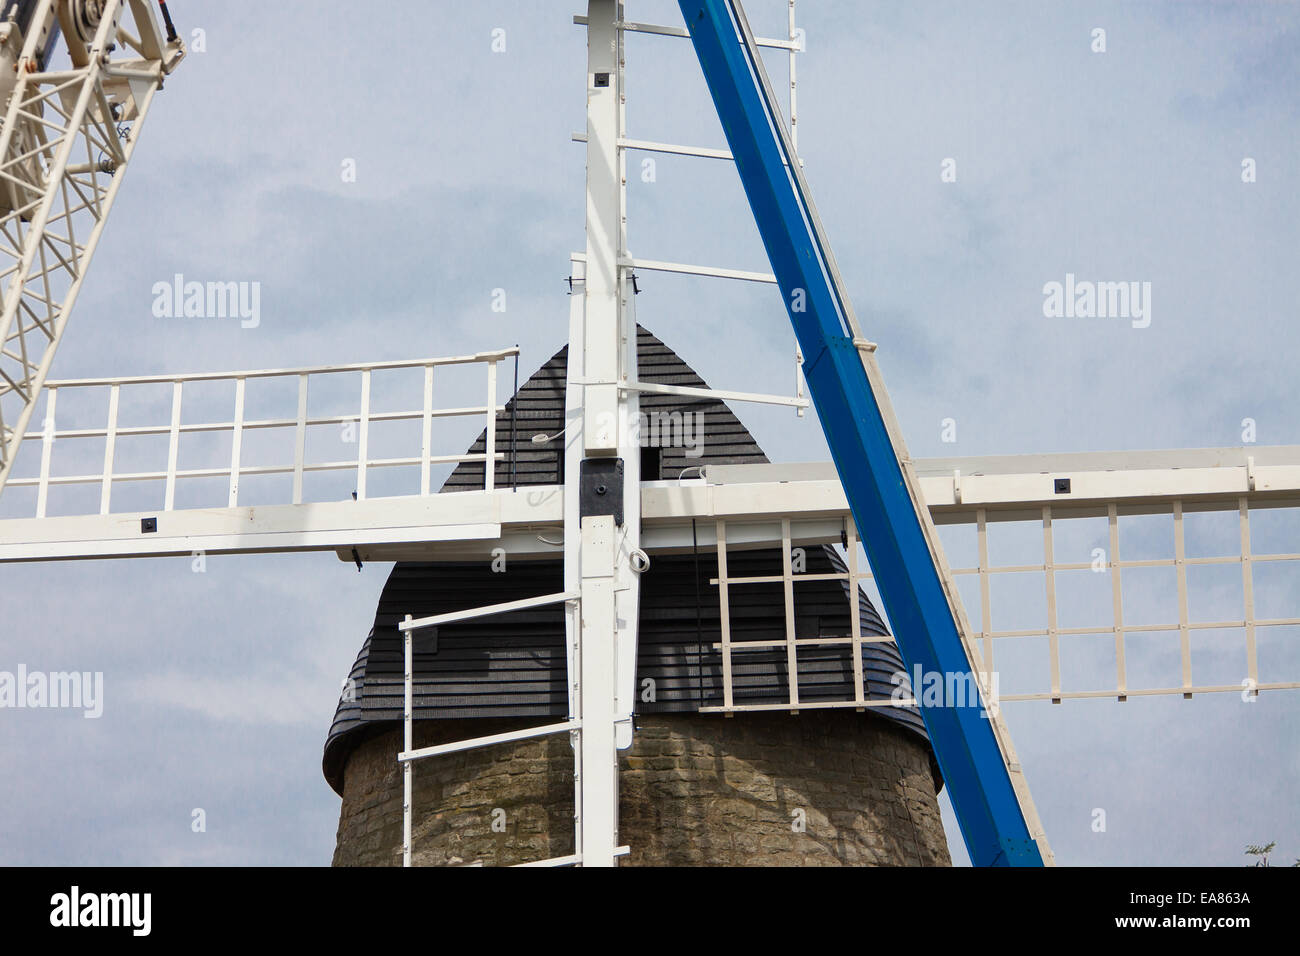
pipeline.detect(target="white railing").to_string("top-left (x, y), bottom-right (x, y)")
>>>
top-left (716, 498), bottom-right (1300, 707)
top-left (2, 348), bottom-right (518, 518)
top-left (943, 497), bottom-right (1300, 703)
top-left (699, 515), bottom-right (917, 715)
top-left (397, 592), bottom-right (582, 868)
top-left (687, 464), bottom-right (1300, 712)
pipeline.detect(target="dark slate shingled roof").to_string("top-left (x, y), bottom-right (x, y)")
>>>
top-left (441, 326), bottom-right (767, 490)
top-left (323, 327), bottom-right (933, 795)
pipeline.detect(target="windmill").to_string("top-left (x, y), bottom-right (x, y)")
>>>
top-left (1, 0), bottom-right (1295, 867)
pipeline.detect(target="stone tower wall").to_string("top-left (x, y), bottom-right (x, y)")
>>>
top-left (331, 711), bottom-right (951, 867)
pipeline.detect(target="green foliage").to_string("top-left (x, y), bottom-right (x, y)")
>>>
top-left (1246, 841), bottom-right (1277, 866)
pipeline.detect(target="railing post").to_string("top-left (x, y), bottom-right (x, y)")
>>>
top-left (421, 365), bottom-right (434, 496)
top-left (99, 384), bottom-right (119, 515)
top-left (292, 374), bottom-right (307, 505)
top-left (402, 612), bottom-right (413, 867)
top-left (228, 378), bottom-right (245, 507)
top-left (36, 387), bottom-right (56, 518)
top-left (484, 361), bottom-right (497, 492)
top-left (164, 381), bottom-right (182, 511)
top-left (357, 369), bottom-right (371, 501)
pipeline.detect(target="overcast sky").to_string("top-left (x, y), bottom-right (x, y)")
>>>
top-left (1, 1), bottom-right (1297, 866)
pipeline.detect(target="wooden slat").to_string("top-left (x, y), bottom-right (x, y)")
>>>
top-left (781, 517), bottom-right (799, 708)
top-left (1109, 503), bottom-right (1127, 700)
top-left (846, 517), bottom-right (865, 706)
top-left (1241, 497), bottom-right (1259, 696)
top-left (1043, 506), bottom-right (1060, 701)
top-left (978, 508), bottom-right (992, 671)
top-left (716, 519), bottom-right (734, 711)
top-left (1174, 500), bottom-right (1192, 696)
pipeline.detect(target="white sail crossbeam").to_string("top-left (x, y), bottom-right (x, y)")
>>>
top-left (0, 348), bottom-right (518, 533)
top-left (4, 441), bottom-right (1296, 709)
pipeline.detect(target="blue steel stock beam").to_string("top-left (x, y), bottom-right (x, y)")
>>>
top-left (677, 0), bottom-right (1048, 867)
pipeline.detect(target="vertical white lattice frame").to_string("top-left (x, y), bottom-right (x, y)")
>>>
top-left (0, 0), bottom-right (183, 492)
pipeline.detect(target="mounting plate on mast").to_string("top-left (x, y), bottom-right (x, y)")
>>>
top-left (579, 458), bottom-right (625, 525)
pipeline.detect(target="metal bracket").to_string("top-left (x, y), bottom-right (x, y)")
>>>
top-left (580, 458), bottom-right (625, 526)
